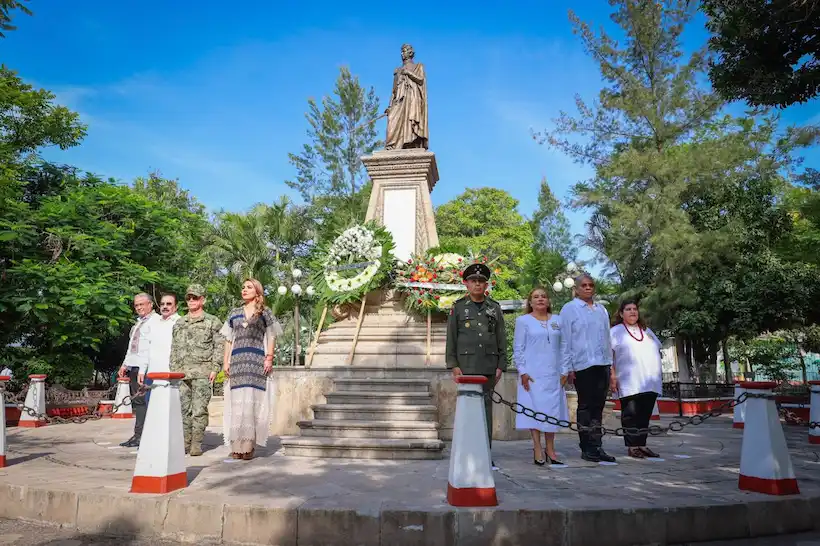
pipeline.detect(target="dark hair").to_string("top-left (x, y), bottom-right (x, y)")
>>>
top-left (159, 293), bottom-right (177, 304)
top-left (613, 298), bottom-right (647, 329)
top-left (525, 287), bottom-right (552, 315)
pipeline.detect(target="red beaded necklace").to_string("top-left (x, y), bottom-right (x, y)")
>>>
top-left (623, 322), bottom-right (645, 342)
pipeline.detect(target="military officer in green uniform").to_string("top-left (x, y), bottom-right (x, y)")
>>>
top-left (445, 262), bottom-right (507, 458)
top-left (169, 284), bottom-right (225, 456)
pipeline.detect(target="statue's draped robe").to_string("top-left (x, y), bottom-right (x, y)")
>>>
top-left (385, 62), bottom-right (428, 150)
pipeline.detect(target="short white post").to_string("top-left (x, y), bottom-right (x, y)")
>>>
top-left (809, 381), bottom-right (820, 446)
top-left (447, 375), bottom-right (497, 507)
top-left (19, 374), bottom-right (47, 428)
top-left (738, 381), bottom-right (799, 495)
top-left (112, 377), bottom-right (134, 419)
top-left (651, 400), bottom-right (660, 420)
top-left (0, 375), bottom-right (9, 467)
top-left (733, 382), bottom-right (745, 429)
top-left (131, 372), bottom-right (187, 494)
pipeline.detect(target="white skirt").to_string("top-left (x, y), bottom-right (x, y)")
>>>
top-left (515, 374), bottom-right (569, 433)
top-left (222, 377), bottom-right (275, 448)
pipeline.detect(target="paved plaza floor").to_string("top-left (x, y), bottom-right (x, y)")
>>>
top-left (1, 415), bottom-right (819, 545)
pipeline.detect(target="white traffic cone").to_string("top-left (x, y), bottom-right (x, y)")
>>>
top-left (19, 375), bottom-right (47, 428)
top-left (0, 374), bottom-right (9, 468)
top-left (651, 400), bottom-right (660, 420)
top-left (733, 382), bottom-right (745, 429)
top-left (130, 372), bottom-right (187, 494)
top-left (738, 381), bottom-right (799, 495)
top-left (809, 381), bottom-right (819, 445)
top-left (112, 377), bottom-right (134, 419)
top-left (447, 375), bottom-right (498, 507)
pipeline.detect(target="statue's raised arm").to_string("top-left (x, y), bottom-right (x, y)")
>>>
top-left (385, 44), bottom-right (429, 150)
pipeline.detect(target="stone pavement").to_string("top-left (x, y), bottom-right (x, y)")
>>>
top-left (1, 415), bottom-right (819, 545)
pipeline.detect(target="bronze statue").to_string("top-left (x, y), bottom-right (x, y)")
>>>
top-left (385, 44), bottom-right (428, 150)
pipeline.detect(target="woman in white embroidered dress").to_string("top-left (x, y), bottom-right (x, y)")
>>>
top-left (220, 278), bottom-right (282, 460)
top-left (610, 299), bottom-right (663, 459)
top-left (514, 287), bottom-right (568, 466)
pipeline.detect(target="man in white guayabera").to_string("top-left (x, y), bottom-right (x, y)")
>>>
top-left (118, 292), bottom-right (158, 447)
top-left (559, 274), bottom-right (616, 463)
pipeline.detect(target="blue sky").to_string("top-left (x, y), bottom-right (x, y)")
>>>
top-left (5, 0), bottom-right (819, 268)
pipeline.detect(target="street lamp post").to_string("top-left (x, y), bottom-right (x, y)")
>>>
top-left (277, 268), bottom-right (315, 366)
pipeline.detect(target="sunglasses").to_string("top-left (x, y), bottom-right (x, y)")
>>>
top-left (185, 295), bottom-right (201, 301)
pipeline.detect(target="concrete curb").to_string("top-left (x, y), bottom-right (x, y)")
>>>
top-left (1, 482), bottom-right (818, 545)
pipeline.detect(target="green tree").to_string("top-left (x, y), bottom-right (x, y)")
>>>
top-left (537, 0), bottom-right (820, 380)
top-left (0, 0), bottom-right (31, 37)
top-left (522, 178), bottom-right (574, 288)
top-left (701, 0), bottom-right (820, 108)
top-left (436, 187), bottom-right (533, 298)
top-left (286, 67), bottom-right (381, 243)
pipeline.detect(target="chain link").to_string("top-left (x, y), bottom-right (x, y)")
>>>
top-left (5, 385), bottom-right (149, 425)
top-left (487, 389), bottom-right (749, 437)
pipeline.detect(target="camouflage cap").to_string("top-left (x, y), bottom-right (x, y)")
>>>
top-left (185, 284), bottom-right (206, 297)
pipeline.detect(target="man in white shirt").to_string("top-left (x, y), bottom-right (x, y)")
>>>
top-left (559, 274), bottom-right (616, 463)
top-left (139, 293), bottom-right (181, 380)
top-left (118, 293), bottom-right (158, 447)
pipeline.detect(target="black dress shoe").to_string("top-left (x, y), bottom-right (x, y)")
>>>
top-left (596, 449), bottom-right (616, 463)
top-left (581, 451), bottom-right (601, 463)
top-left (121, 436), bottom-right (140, 448)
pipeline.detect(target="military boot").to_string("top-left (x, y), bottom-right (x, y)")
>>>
top-left (189, 432), bottom-right (204, 457)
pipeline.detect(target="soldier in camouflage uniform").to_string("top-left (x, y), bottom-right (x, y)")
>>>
top-left (445, 262), bottom-right (507, 460)
top-left (169, 284), bottom-right (225, 456)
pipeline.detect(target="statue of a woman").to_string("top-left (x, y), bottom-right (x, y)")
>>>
top-left (385, 44), bottom-right (428, 150)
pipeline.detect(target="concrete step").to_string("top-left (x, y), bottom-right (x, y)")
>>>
top-left (333, 378), bottom-right (431, 393)
top-left (324, 391), bottom-right (433, 405)
top-left (280, 436), bottom-right (445, 459)
top-left (297, 419), bottom-right (440, 439)
top-left (312, 403), bottom-right (438, 421)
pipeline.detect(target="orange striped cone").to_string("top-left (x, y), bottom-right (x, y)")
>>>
top-left (130, 373), bottom-right (187, 494)
top-left (19, 375), bottom-right (47, 428)
top-left (650, 400), bottom-right (660, 420)
top-left (112, 377), bottom-right (134, 419)
top-left (447, 375), bottom-right (498, 507)
top-left (738, 381), bottom-right (799, 495)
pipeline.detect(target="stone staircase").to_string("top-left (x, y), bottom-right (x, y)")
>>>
top-left (280, 377), bottom-right (445, 459)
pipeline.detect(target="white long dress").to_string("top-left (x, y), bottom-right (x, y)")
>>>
top-left (514, 314), bottom-right (569, 432)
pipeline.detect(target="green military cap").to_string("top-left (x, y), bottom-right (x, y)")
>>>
top-left (462, 263), bottom-right (491, 282)
top-left (185, 284), bottom-right (206, 297)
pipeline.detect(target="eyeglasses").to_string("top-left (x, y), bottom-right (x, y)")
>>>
top-left (160, 303), bottom-right (175, 307)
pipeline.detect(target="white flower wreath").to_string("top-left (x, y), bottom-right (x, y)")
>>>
top-left (324, 225), bottom-right (383, 293)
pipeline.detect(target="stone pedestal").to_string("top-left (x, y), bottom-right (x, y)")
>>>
top-left (363, 149), bottom-right (439, 261)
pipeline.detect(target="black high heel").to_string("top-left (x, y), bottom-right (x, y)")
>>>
top-left (548, 456), bottom-right (564, 465)
top-left (534, 458), bottom-right (546, 466)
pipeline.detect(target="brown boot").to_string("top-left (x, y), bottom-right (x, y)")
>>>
top-left (189, 432), bottom-right (204, 456)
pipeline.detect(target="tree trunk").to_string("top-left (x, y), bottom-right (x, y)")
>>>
top-left (798, 346), bottom-right (808, 385)
top-left (721, 338), bottom-right (732, 382)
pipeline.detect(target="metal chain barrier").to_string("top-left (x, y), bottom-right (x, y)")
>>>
top-left (7, 384), bottom-right (150, 425)
top-left (487, 389), bottom-right (751, 437)
top-left (774, 402), bottom-right (819, 430)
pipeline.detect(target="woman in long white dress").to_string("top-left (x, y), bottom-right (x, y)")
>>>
top-left (220, 278), bottom-right (283, 460)
top-left (515, 287), bottom-right (569, 466)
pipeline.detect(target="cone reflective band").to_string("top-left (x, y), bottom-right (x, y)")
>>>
top-left (651, 400), bottom-right (660, 420)
top-left (809, 381), bottom-right (820, 445)
top-left (19, 375), bottom-right (47, 428)
top-left (0, 376), bottom-right (9, 468)
top-left (447, 375), bottom-right (498, 507)
top-left (113, 377), bottom-right (134, 419)
top-left (130, 372), bottom-right (187, 494)
top-left (733, 382), bottom-right (745, 429)
top-left (737, 381), bottom-right (799, 495)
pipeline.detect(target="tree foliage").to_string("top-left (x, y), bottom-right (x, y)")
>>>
top-left (0, 0), bottom-right (31, 38)
top-left (522, 178), bottom-right (574, 289)
top-left (701, 0), bottom-right (820, 108)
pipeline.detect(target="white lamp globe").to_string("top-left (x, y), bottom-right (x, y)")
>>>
top-left (291, 284), bottom-right (302, 296)
top-left (306, 286), bottom-right (315, 297)
top-left (552, 281), bottom-right (563, 292)
top-left (563, 277), bottom-right (575, 289)
top-left (277, 285), bottom-right (287, 296)
top-left (292, 268), bottom-right (302, 279)
top-left (567, 261), bottom-right (577, 272)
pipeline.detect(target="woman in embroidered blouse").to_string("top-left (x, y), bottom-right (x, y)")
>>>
top-left (514, 287), bottom-right (568, 466)
top-left (220, 278), bottom-right (283, 460)
top-left (610, 299), bottom-right (663, 459)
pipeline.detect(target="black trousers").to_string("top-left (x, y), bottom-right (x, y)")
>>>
top-left (574, 365), bottom-right (610, 451)
top-left (620, 391), bottom-right (658, 447)
top-left (127, 367), bottom-right (148, 437)
top-left (481, 374), bottom-right (496, 449)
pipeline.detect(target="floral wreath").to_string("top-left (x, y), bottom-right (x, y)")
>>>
top-left (311, 222), bottom-right (395, 305)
